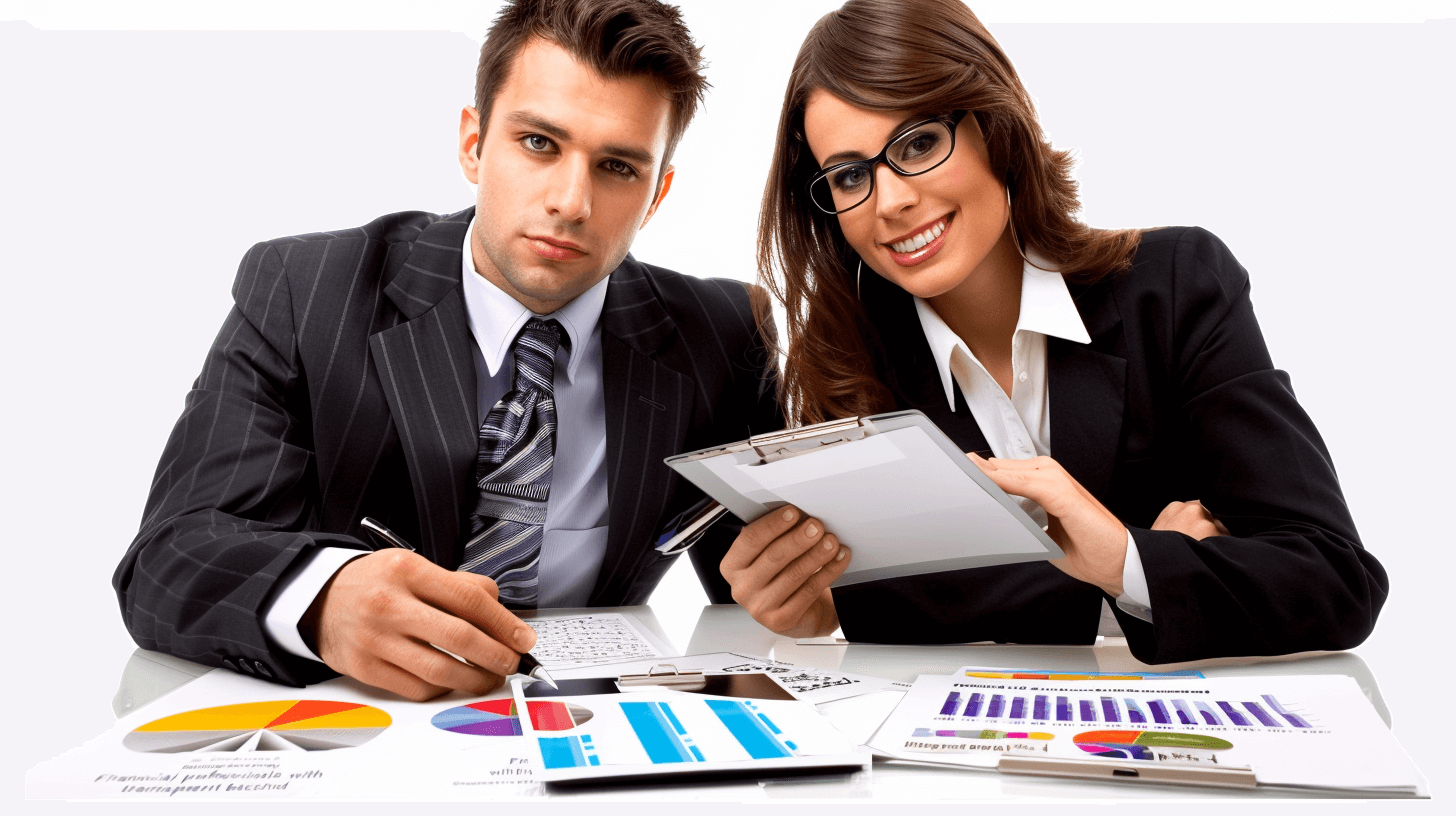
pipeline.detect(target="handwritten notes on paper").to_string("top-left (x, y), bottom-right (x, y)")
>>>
top-left (714, 653), bottom-right (907, 703)
top-left (524, 613), bottom-right (665, 670)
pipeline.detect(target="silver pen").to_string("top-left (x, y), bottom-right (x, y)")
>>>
top-left (357, 517), bottom-right (558, 689)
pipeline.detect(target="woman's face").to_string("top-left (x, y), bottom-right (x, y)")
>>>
top-left (801, 91), bottom-right (1009, 300)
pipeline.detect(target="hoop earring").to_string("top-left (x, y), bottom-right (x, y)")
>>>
top-left (856, 260), bottom-right (863, 300)
top-left (1005, 186), bottom-right (1031, 266)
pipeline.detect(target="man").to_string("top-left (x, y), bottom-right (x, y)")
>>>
top-left (113, 0), bottom-right (779, 701)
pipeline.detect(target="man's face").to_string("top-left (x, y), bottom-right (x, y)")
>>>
top-left (458, 37), bottom-right (675, 314)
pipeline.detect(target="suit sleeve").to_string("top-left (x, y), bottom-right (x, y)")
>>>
top-left (112, 242), bottom-right (366, 687)
top-left (1115, 228), bottom-right (1389, 663)
top-left (687, 281), bottom-right (786, 604)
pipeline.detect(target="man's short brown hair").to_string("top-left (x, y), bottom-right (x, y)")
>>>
top-left (474, 0), bottom-right (709, 180)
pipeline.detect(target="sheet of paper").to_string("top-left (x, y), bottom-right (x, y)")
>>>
top-left (719, 427), bottom-right (1048, 585)
top-left (555, 651), bottom-right (906, 704)
top-left (957, 666), bottom-right (1205, 680)
top-left (524, 612), bottom-right (667, 669)
top-left (868, 673), bottom-right (1426, 794)
top-left (27, 669), bottom-right (548, 800)
top-left (512, 680), bottom-right (866, 783)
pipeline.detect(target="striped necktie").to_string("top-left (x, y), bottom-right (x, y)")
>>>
top-left (458, 318), bottom-right (567, 608)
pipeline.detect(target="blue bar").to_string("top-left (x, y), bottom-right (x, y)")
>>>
top-left (1149, 700), bottom-right (1170, 724)
top-left (757, 712), bottom-right (783, 735)
top-left (1010, 697), bottom-right (1026, 719)
top-left (1172, 699), bottom-right (1195, 725)
top-left (661, 703), bottom-right (689, 735)
top-left (539, 736), bottom-right (588, 769)
top-left (706, 699), bottom-right (793, 759)
top-left (1125, 699), bottom-right (1147, 724)
top-left (1079, 700), bottom-right (1095, 722)
top-left (1218, 701), bottom-right (1250, 726)
top-left (1263, 695), bottom-right (1311, 728)
top-left (1033, 695), bottom-right (1048, 720)
top-left (940, 692), bottom-right (961, 716)
top-left (1243, 702), bottom-right (1280, 727)
top-left (1056, 696), bottom-right (1072, 722)
top-left (1195, 701), bottom-right (1222, 725)
top-left (987, 695), bottom-right (1004, 718)
top-left (620, 702), bottom-right (693, 764)
top-left (964, 693), bottom-right (984, 718)
top-left (1101, 697), bottom-right (1121, 723)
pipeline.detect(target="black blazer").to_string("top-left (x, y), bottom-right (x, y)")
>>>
top-left (833, 227), bottom-right (1388, 664)
top-left (113, 209), bottom-right (779, 686)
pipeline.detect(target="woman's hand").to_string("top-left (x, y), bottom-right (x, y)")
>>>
top-left (967, 453), bottom-right (1128, 596)
top-left (719, 505), bottom-right (851, 637)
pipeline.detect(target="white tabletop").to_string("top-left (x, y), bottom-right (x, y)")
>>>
top-left (107, 603), bottom-right (1403, 801)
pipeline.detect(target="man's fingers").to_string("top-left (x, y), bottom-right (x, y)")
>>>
top-left (721, 505), bottom-right (803, 573)
top-left (375, 634), bottom-right (505, 696)
top-left (405, 604), bottom-right (521, 677)
top-left (354, 655), bottom-right (451, 702)
top-left (416, 570), bottom-right (536, 653)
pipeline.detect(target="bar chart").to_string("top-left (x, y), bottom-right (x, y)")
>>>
top-left (935, 687), bottom-right (1314, 730)
top-left (539, 698), bottom-right (802, 769)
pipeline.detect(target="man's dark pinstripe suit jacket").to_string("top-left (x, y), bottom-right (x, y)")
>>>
top-left (113, 208), bottom-right (781, 687)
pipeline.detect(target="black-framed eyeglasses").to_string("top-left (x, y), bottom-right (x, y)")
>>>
top-left (807, 111), bottom-right (968, 215)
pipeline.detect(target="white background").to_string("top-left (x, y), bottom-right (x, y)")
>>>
top-left (4, 0), bottom-right (1453, 809)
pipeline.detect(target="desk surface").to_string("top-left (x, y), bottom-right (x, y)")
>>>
top-left (111, 604), bottom-right (1401, 801)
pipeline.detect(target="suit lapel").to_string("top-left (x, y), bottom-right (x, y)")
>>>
top-left (1048, 283), bottom-right (1127, 501)
top-left (369, 212), bottom-right (478, 567)
top-left (588, 257), bottom-right (693, 605)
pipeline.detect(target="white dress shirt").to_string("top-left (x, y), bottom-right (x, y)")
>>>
top-left (261, 218), bottom-right (612, 662)
top-left (912, 257), bottom-right (1153, 632)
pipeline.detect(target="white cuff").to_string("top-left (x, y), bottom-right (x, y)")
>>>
top-left (1114, 529), bottom-right (1154, 623)
top-left (261, 546), bottom-right (369, 663)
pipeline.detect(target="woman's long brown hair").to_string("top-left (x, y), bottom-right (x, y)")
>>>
top-left (758, 0), bottom-right (1142, 426)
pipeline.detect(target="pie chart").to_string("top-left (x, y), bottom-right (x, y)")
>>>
top-left (124, 700), bottom-right (392, 753)
top-left (1073, 730), bottom-right (1233, 760)
top-left (432, 699), bottom-right (593, 736)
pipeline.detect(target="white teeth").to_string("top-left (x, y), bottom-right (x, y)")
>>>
top-left (890, 218), bottom-right (948, 254)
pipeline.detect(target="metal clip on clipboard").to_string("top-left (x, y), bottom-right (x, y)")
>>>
top-left (747, 416), bottom-right (878, 464)
top-left (617, 665), bottom-right (707, 691)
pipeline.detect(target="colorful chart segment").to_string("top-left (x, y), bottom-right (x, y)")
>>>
top-left (1074, 730), bottom-right (1233, 760)
top-left (540, 699), bottom-right (800, 769)
top-left (432, 699), bottom-right (592, 736)
top-left (124, 700), bottom-right (391, 753)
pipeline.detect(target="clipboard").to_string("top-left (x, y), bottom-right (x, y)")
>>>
top-left (665, 410), bottom-right (1062, 586)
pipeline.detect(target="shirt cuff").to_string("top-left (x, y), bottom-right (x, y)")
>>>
top-left (1114, 529), bottom-right (1154, 623)
top-left (261, 546), bottom-right (369, 663)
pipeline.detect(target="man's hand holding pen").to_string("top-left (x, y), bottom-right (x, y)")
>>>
top-left (298, 548), bottom-right (538, 702)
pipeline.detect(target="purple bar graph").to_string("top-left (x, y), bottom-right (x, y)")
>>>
top-left (964, 692), bottom-right (984, 718)
top-left (1079, 700), bottom-right (1096, 722)
top-left (1125, 699), bottom-right (1147, 724)
top-left (1172, 699), bottom-right (1196, 726)
top-left (1195, 701), bottom-right (1223, 725)
top-left (1243, 702), bottom-right (1280, 727)
top-left (1149, 700), bottom-right (1170, 724)
top-left (1217, 701), bottom-right (1251, 726)
top-left (987, 695), bottom-right (1004, 718)
top-left (1010, 697), bottom-right (1026, 719)
top-left (1100, 697), bottom-right (1121, 723)
top-left (1033, 695), bottom-right (1048, 720)
top-left (940, 692), bottom-right (960, 716)
top-left (1056, 697), bottom-right (1072, 722)
top-left (1263, 695), bottom-right (1311, 728)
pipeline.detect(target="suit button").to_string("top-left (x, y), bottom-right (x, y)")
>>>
top-left (222, 658), bottom-right (238, 672)
top-left (255, 662), bottom-right (274, 679)
top-left (237, 659), bottom-right (255, 674)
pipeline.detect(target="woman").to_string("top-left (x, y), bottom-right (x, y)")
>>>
top-left (717, 0), bottom-right (1387, 664)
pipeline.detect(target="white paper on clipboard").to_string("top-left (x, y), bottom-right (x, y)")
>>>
top-left (667, 410), bottom-right (1061, 586)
